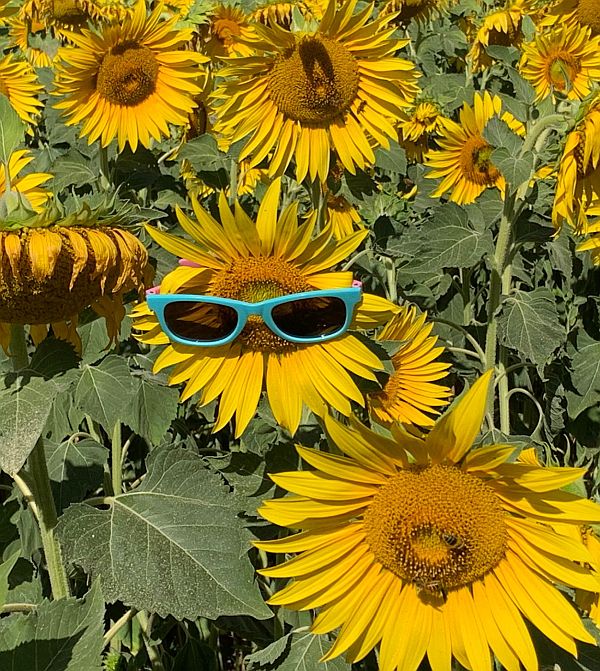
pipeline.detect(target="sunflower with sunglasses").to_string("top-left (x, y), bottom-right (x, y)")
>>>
top-left (132, 180), bottom-right (398, 437)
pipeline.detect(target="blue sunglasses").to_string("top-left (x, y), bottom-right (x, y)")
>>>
top-left (146, 287), bottom-right (362, 347)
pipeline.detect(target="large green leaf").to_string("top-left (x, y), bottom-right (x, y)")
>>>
top-left (57, 448), bottom-right (272, 621)
top-left (127, 377), bottom-right (180, 446)
top-left (246, 632), bottom-right (350, 671)
top-left (0, 582), bottom-right (104, 671)
top-left (45, 437), bottom-right (107, 513)
top-left (566, 333), bottom-right (600, 419)
top-left (74, 355), bottom-right (134, 431)
top-left (0, 552), bottom-right (19, 609)
top-left (398, 203), bottom-right (494, 275)
top-left (497, 288), bottom-right (565, 364)
top-left (0, 95), bottom-right (24, 165)
top-left (0, 378), bottom-right (62, 474)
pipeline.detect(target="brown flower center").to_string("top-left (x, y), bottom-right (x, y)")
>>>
top-left (268, 35), bottom-right (359, 124)
top-left (209, 256), bottom-right (312, 352)
top-left (548, 52), bottom-right (580, 91)
top-left (97, 42), bottom-right (159, 106)
top-left (459, 135), bottom-right (501, 186)
top-left (577, 0), bottom-right (600, 35)
top-left (364, 464), bottom-right (507, 600)
top-left (212, 17), bottom-right (241, 43)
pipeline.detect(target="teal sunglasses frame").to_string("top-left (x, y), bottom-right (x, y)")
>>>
top-left (146, 287), bottom-right (362, 347)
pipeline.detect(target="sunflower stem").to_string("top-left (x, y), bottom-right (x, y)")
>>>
top-left (99, 144), bottom-right (110, 185)
top-left (484, 188), bottom-right (517, 430)
top-left (309, 179), bottom-right (326, 231)
top-left (228, 157), bottom-right (238, 205)
top-left (112, 421), bottom-right (123, 495)
top-left (9, 324), bottom-right (70, 600)
top-left (9, 323), bottom-right (29, 371)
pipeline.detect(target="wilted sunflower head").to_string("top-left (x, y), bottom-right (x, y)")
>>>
top-left (381, 0), bottom-right (450, 28)
top-left (132, 179), bottom-right (399, 437)
top-left (0, 201), bottom-right (150, 352)
top-left (257, 370), bottom-right (600, 671)
top-left (250, 0), bottom-right (328, 28)
top-left (212, 0), bottom-right (420, 184)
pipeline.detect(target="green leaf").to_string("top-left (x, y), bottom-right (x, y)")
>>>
top-left (127, 377), bottom-right (179, 446)
top-left (51, 150), bottom-right (98, 191)
top-left (0, 552), bottom-right (20, 609)
top-left (0, 378), bottom-right (62, 474)
top-left (375, 140), bottom-right (407, 174)
top-left (178, 135), bottom-right (229, 173)
top-left (273, 632), bottom-right (350, 671)
top-left (245, 634), bottom-right (292, 669)
top-left (398, 203), bottom-right (494, 275)
top-left (0, 582), bottom-right (104, 671)
top-left (57, 447), bottom-right (272, 621)
top-left (566, 333), bottom-right (600, 419)
top-left (482, 117), bottom-right (522, 155)
top-left (493, 147), bottom-right (534, 187)
top-left (497, 288), bottom-right (565, 364)
top-left (29, 338), bottom-right (79, 379)
top-left (0, 95), bottom-right (24, 165)
top-left (46, 437), bottom-right (107, 513)
top-left (74, 355), bottom-right (134, 431)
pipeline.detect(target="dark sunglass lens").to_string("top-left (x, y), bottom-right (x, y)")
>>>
top-left (271, 296), bottom-right (347, 339)
top-left (164, 301), bottom-right (237, 342)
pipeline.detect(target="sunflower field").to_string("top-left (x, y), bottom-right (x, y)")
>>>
top-left (3, 0), bottom-right (600, 669)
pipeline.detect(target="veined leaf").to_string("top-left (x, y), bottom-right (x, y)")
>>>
top-left (57, 448), bottom-right (272, 621)
top-left (0, 582), bottom-right (104, 671)
top-left (498, 288), bottom-right (565, 364)
top-left (0, 95), bottom-right (24, 165)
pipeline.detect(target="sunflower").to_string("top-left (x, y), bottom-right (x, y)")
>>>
top-left (53, 0), bottom-right (208, 152)
top-left (199, 5), bottom-right (256, 59)
top-left (324, 192), bottom-right (361, 239)
top-left (552, 93), bottom-right (600, 231)
top-left (520, 25), bottom-right (600, 102)
top-left (182, 158), bottom-right (267, 199)
top-left (212, 0), bottom-right (420, 185)
top-left (250, 0), bottom-right (328, 28)
top-left (468, 0), bottom-right (535, 72)
top-left (425, 92), bottom-right (524, 205)
top-left (7, 16), bottom-right (55, 68)
top-left (542, 0), bottom-right (600, 35)
top-left (256, 370), bottom-right (600, 671)
top-left (1, 150), bottom-right (52, 213)
top-left (575, 201), bottom-right (600, 263)
top-left (0, 0), bottom-right (17, 24)
top-left (0, 55), bottom-right (44, 127)
top-left (398, 101), bottom-right (445, 163)
top-left (368, 305), bottom-right (451, 427)
top-left (576, 527), bottom-right (600, 626)
top-left (132, 180), bottom-right (399, 437)
top-left (0, 206), bottom-right (150, 353)
top-left (380, 0), bottom-right (450, 28)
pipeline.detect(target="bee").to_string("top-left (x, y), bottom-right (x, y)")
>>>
top-left (442, 533), bottom-right (464, 550)
top-left (415, 579), bottom-right (448, 603)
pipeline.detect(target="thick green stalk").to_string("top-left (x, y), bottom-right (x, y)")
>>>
top-left (9, 324), bottom-right (70, 599)
top-left (112, 422), bottom-right (123, 495)
top-left (484, 190), bottom-right (516, 430)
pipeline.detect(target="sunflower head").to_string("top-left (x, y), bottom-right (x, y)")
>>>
top-left (381, 0), bottom-right (449, 28)
top-left (0, 202), bottom-right (150, 351)
top-left (519, 24), bottom-right (600, 101)
top-left (368, 305), bottom-right (451, 426)
top-left (133, 179), bottom-right (399, 436)
top-left (257, 370), bottom-right (600, 670)
top-left (425, 92), bottom-right (523, 204)
top-left (54, 0), bottom-right (208, 152)
top-left (213, 0), bottom-right (420, 184)
top-left (199, 4), bottom-right (256, 58)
